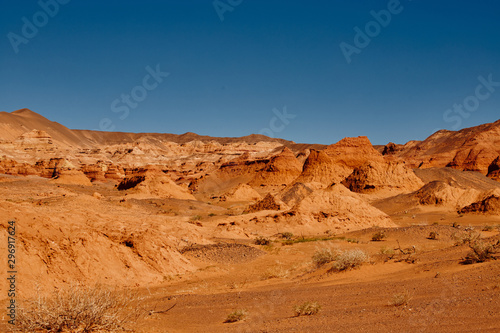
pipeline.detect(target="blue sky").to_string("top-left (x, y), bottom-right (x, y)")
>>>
top-left (1, 1), bottom-right (500, 145)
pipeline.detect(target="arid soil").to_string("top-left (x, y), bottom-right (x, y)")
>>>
top-left (1, 109), bottom-right (500, 332)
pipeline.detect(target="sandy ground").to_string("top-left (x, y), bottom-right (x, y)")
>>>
top-left (0, 176), bottom-right (499, 332)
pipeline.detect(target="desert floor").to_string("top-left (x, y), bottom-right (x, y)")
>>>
top-left (1, 177), bottom-right (499, 333)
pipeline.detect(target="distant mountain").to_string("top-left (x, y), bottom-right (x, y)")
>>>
top-left (381, 119), bottom-right (500, 176)
top-left (0, 108), bottom-right (295, 148)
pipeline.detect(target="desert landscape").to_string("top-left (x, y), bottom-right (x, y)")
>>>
top-left (0, 108), bottom-right (499, 332)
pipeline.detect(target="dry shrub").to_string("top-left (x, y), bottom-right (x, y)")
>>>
top-left (371, 231), bottom-right (386, 241)
top-left (462, 240), bottom-right (499, 264)
top-left (453, 230), bottom-right (481, 246)
top-left (389, 289), bottom-right (412, 307)
top-left (312, 247), bottom-right (338, 268)
top-left (428, 231), bottom-right (439, 240)
top-left (254, 236), bottom-right (271, 246)
top-left (331, 249), bottom-right (368, 272)
top-left (279, 232), bottom-right (294, 240)
top-left (379, 246), bottom-right (395, 260)
top-left (261, 262), bottom-right (289, 280)
top-left (293, 302), bottom-right (321, 316)
top-left (224, 309), bottom-right (247, 323)
top-left (15, 284), bottom-right (144, 333)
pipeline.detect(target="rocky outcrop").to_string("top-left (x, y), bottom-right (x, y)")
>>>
top-left (342, 162), bottom-right (424, 194)
top-left (249, 147), bottom-right (302, 187)
top-left (413, 181), bottom-right (480, 208)
top-left (393, 120), bottom-right (500, 173)
top-left (293, 150), bottom-right (350, 188)
top-left (34, 158), bottom-right (76, 178)
top-left (278, 182), bottom-right (314, 207)
top-left (219, 184), bottom-right (261, 202)
top-left (81, 162), bottom-right (125, 182)
top-left (117, 168), bottom-right (195, 200)
top-left (460, 195), bottom-right (500, 215)
top-left (278, 184), bottom-right (395, 232)
top-left (323, 136), bottom-right (385, 169)
top-left (244, 193), bottom-right (284, 213)
top-left (487, 156), bottom-right (500, 181)
top-left (52, 169), bottom-right (92, 186)
top-left (0, 158), bottom-right (38, 176)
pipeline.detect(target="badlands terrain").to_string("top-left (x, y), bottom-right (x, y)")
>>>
top-left (1, 108), bottom-right (500, 332)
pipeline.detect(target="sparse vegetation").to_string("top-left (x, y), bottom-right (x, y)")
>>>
top-left (462, 240), bottom-right (499, 264)
top-left (389, 289), bottom-right (412, 307)
top-left (279, 232), bottom-right (294, 240)
top-left (428, 231), bottom-right (439, 240)
top-left (208, 213), bottom-right (216, 217)
top-left (453, 230), bottom-right (481, 246)
top-left (224, 309), bottom-right (247, 323)
top-left (312, 248), bottom-right (338, 267)
top-left (346, 238), bottom-right (360, 244)
top-left (280, 236), bottom-right (337, 245)
top-left (331, 249), bottom-right (368, 272)
top-left (293, 302), bottom-right (321, 317)
top-left (379, 246), bottom-right (395, 259)
top-left (188, 220), bottom-right (202, 227)
top-left (389, 241), bottom-right (418, 264)
top-left (254, 236), bottom-right (271, 246)
top-left (16, 285), bottom-right (144, 333)
top-left (482, 225), bottom-right (494, 232)
top-left (190, 215), bottom-right (202, 221)
top-left (261, 262), bottom-right (288, 280)
top-left (371, 230), bottom-right (386, 242)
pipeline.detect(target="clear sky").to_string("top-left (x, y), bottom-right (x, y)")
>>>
top-left (1, 1), bottom-right (500, 145)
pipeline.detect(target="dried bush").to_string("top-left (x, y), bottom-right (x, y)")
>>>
top-left (462, 240), bottom-right (499, 264)
top-left (261, 262), bottom-right (289, 280)
top-left (293, 302), bottom-right (321, 316)
top-left (428, 231), bottom-right (439, 240)
top-left (389, 289), bottom-right (412, 307)
top-left (278, 232), bottom-right (294, 240)
top-left (224, 309), bottom-right (247, 323)
top-left (371, 231), bottom-right (386, 242)
top-left (312, 248), bottom-right (338, 268)
top-left (254, 236), bottom-right (271, 246)
top-left (331, 249), bottom-right (368, 272)
top-left (15, 284), bottom-right (144, 333)
top-left (379, 246), bottom-right (395, 259)
top-left (453, 231), bottom-right (481, 246)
